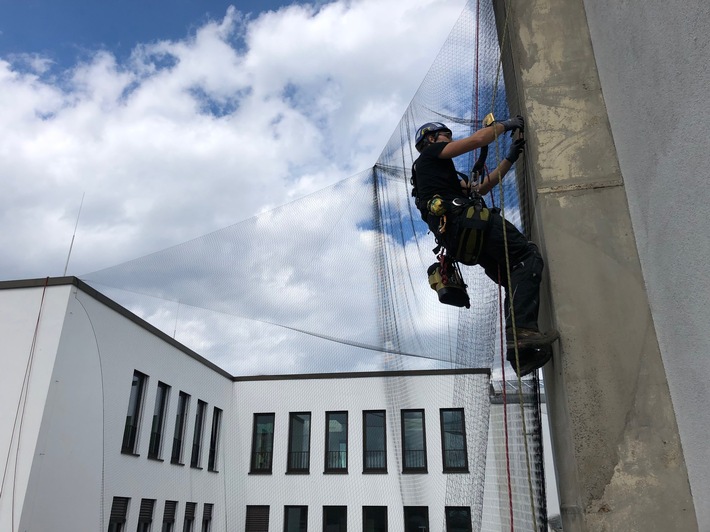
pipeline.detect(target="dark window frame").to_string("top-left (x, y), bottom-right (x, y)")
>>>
top-left (287, 412), bottom-right (312, 473)
top-left (444, 507), bottom-right (472, 532)
top-left (201, 503), bottom-right (213, 532)
top-left (190, 400), bottom-right (207, 468)
top-left (403, 506), bottom-right (429, 532)
top-left (245, 505), bottom-right (270, 532)
top-left (148, 381), bottom-right (171, 460)
top-left (208, 407), bottom-right (223, 472)
top-left (401, 409), bottom-right (427, 473)
top-left (171, 391), bottom-right (190, 465)
top-left (362, 506), bottom-right (387, 532)
top-left (362, 410), bottom-right (387, 473)
top-left (324, 411), bottom-right (348, 474)
top-left (283, 505), bottom-right (308, 532)
top-left (183, 502), bottom-right (197, 532)
top-left (322, 506), bottom-right (347, 532)
top-left (162, 500), bottom-right (178, 532)
top-left (121, 370), bottom-right (148, 455)
top-left (250, 413), bottom-right (276, 474)
top-left (137, 498), bottom-right (156, 532)
top-left (439, 409), bottom-right (469, 473)
top-left (108, 496), bottom-right (130, 532)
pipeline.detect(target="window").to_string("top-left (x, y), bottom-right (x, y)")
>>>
top-left (362, 411), bottom-right (386, 473)
top-left (444, 507), bottom-right (471, 532)
top-left (183, 502), bottom-right (196, 532)
top-left (162, 501), bottom-right (178, 532)
top-left (137, 499), bottom-right (156, 532)
top-left (323, 506), bottom-right (346, 532)
top-left (403, 507), bottom-right (428, 532)
top-left (245, 505), bottom-right (270, 532)
top-left (149, 382), bottom-right (171, 459)
top-left (287, 412), bottom-right (311, 473)
top-left (108, 496), bottom-right (130, 532)
top-left (208, 407), bottom-right (223, 472)
top-left (362, 507), bottom-right (386, 532)
top-left (251, 413), bottom-right (275, 473)
top-left (284, 506), bottom-right (308, 532)
top-left (201, 504), bottom-right (213, 532)
top-left (191, 400), bottom-right (207, 468)
top-left (171, 392), bottom-right (190, 464)
top-left (122, 370), bottom-right (147, 454)
top-left (440, 409), bottom-right (468, 472)
top-left (325, 412), bottom-right (348, 473)
top-left (401, 410), bottom-right (427, 472)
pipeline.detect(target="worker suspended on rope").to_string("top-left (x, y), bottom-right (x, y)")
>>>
top-left (411, 117), bottom-right (557, 376)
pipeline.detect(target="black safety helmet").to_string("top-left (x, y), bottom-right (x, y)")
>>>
top-left (415, 122), bottom-right (452, 152)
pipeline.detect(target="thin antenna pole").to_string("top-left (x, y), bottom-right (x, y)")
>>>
top-left (63, 192), bottom-right (85, 276)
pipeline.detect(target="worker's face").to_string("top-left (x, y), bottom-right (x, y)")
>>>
top-left (430, 131), bottom-right (452, 143)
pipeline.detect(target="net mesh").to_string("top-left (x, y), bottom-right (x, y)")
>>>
top-left (80, 0), bottom-right (549, 529)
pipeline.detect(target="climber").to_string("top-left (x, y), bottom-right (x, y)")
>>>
top-left (411, 117), bottom-right (557, 376)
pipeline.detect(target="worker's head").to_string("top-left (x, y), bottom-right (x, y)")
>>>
top-left (415, 122), bottom-right (452, 153)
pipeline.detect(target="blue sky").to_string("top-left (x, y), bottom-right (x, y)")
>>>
top-left (0, 0), bottom-right (301, 68)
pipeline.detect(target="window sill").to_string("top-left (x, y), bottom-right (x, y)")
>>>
top-left (208, 468), bottom-right (219, 474)
top-left (248, 471), bottom-right (273, 475)
top-left (170, 460), bottom-right (185, 466)
top-left (402, 470), bottom-right (428, 474)
top-left (323, 470), bottom-right (348, 475)
top-left (120, 450), bottom-right (140, 457)
top-left (190, 466), bottom-right (203, 470)
top-left (443, 469), bottom-right (469, 474)
top-left (285, 471), bottom-right (310, 475)
top-left (147, 456), bottom-right (164, 462)
top-left (362, 470), bottom-right (388, 474)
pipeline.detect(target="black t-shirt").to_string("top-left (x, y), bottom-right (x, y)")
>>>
top-left (413, 142), bottom-right (462, 205)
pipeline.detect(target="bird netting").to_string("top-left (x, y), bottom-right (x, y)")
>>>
top-left (80, 1), bottom-right (550, 529)
top-left (81, 0), bottom-right (522, 378)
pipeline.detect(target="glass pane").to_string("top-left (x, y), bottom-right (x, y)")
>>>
top-left (363, 506), bottom-right (386, 532)
top-left (252, 414), bottom-right (275, 471)
top-left (402, 411), bottom-right (425, 470)
top-left (441, 410), bottom-right (466, 470)
top-left (323, 506), bottom-right (346, 532)
top-left (326, 413), bottom-right (347, 470)
top-left (445, 507), bottom-right (471, 532)
top-left (403, 507), bottom-right (428, 532)
top-left (288, 413), bottom-right (311, 470)
top-left (364, 412), bottom-right (386, 470)
top-left (284, 506), bottom-right (307, 532)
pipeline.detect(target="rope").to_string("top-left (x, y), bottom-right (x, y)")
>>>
top-left (488, 0), bottom-right (540, 529)
top-left (2, 277), bottom-right (49, 530)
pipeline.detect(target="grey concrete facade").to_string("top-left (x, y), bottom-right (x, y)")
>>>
top-left (494, 0), bottom-right (707, 530)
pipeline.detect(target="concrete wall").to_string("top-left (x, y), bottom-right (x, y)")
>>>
top-left (581, 2), bottom-right (710, 530)
top-left (494, 0), bottom-right (703, 530)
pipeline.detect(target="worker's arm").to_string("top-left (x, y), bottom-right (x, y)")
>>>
top-left (472, 137), bottom-right (526, 196)
top-left (438, 115), bottom-right (524, 159)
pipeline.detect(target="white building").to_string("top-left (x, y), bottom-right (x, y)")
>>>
top-left (0, 277), bottom-right (548, 531)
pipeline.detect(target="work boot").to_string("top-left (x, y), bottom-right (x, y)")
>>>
top-left (508, 346), bottom-right (553, 377)
top-left (506, 328), bottom-right (559, 350)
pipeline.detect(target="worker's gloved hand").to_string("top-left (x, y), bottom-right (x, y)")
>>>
top-left (505, 138), bottom-right (526, 163)
top-left (500, 115), bottom-right (524, 133)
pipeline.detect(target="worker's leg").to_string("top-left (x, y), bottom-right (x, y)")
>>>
top-left (478, 213), bottom-right (543, 331)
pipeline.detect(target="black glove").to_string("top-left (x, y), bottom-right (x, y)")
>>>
top-left (505, 138), bottom-right (525, 163)
top-left (499, 115), bottom-right (524, 133)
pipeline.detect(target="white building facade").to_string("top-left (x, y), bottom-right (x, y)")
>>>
top-left (0, 278), bottom-right (546, 532)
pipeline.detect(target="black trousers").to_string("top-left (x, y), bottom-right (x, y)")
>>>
top-left (475, 212), bottom-right (543, 332)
